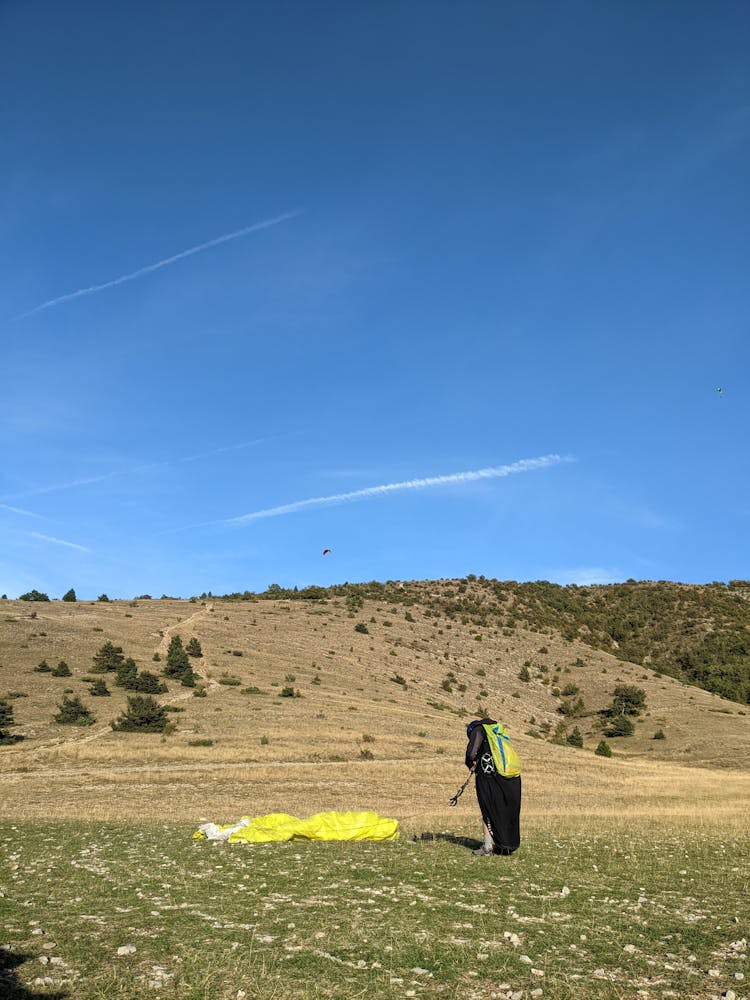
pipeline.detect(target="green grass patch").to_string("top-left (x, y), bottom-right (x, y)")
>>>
top-left (0, 818), bottom-right (747, 998)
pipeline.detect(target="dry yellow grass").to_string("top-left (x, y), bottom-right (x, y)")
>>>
top-left (2, 595), bottom-right (749, 827)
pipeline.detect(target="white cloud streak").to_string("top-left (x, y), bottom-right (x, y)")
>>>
top-left (15, 211), bottom-right (300, 319)
top-left (0, 503), bottom-right (43, 519)
top-left (24, 531), bottom-right (92, 553)
top-left (2, 438), bottom-right (269, 501)
top-left (225, 454), bottom-right (571, 526)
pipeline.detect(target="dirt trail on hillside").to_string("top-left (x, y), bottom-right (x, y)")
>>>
top-left (30, 604), bottom-right (220, 750)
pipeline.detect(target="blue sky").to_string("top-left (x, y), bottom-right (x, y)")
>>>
top-left (1, 1), bottom-right (748, 599)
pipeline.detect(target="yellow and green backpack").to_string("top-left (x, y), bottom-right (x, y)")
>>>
top-left (482, 722), bottom-right (521, 777)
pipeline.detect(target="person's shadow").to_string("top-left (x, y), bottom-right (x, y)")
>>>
top-left (0, 950), bottom-right (68, 999)
top-left (412, 832), bottom-right (481, 850)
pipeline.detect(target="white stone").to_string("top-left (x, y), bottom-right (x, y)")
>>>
top-left (721, 990), bottom-right (736, 1000)
top-left (708, 968), bottom-right (721, 977)
top-left (531, 968), bottom-right (545, 977)
top-left (117, 945), bottom-right (137, 956)
top-left (519, 954), bottom-right (532, 964)
top-left (623, 944), bottom-right (636, 953)
top-left (560, 886), bottom-right (570, 896)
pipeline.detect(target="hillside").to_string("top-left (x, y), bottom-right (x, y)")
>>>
top-left (1, 582), bottom-right (749, 783)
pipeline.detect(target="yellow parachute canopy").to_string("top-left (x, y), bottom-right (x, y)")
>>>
top-left (193, 810), bottom-right (399, 844)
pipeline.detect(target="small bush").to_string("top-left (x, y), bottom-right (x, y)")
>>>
top-left (188, 739), bottom-right (214, 747)
top-left (595, 740), bottom-right (613, 757)
top-left (561, 683), bottom-right (580, 697)
top-left (240, 686), bottom-right (263, 695)
top-left (34, 660), bottom-right (52, 673)
top-left (88, 679), bottom-right (110, 696)
top-left (260, 734), bottom-right (269, 745)
top-left (186, 638), bottom-right (203, 658)
top-left (518, 665), bottom-right (531, 682)
top-left (359, 748), bottom-right (375, 760)
top-left (566, 727), bottom-right (584, 748)
top-left (390, 674), bottom-right (407, 687)
top-left (604, 715), bottom-right (634, 737)
top-left (218, 675), bottom-right (241, 686)
top-left (193, 686), bottom-right (207, 697)
top-left (354, 623), bottom-right (369, 634)
top-left (653, 728), bottom-right (666, 740)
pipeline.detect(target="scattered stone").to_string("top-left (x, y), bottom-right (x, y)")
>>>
top-left (708, 968), bottom-right (721, 977)
top-left (623, 944), bottom-right (636, 953)
top-left (519, 954), bottom-right (532, 964)
top-left (531, 968), bottom-right (544, 977)
top-left (117, 945), bottom-right (137, 956)
top-left (531, 990), bottom-right (544, 998)
top-left (31, 928), bottom-right (44, 936)
top-left (560, 886), bottom-right (570, 897)
top-left (733, 972), bottom-right (745, 980)
top-left (721, 990), bottom-right (736, 1000)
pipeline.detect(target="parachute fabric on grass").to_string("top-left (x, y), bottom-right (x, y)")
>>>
top-left (193, 810), bottom-right (399, 843)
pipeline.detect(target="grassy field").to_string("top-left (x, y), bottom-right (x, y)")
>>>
top-left (1, 814), bottom-right (748, 1000)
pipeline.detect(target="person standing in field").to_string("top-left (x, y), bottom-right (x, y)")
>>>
top-left (465, 717), bottom-right (522, 856)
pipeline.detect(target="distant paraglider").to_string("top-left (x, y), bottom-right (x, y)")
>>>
top-left (322, 548), bottom-right (332, 556)
top-left (716, 387), bottom-right (724, 397)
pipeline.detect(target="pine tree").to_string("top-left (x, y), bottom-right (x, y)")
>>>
top-left (111, 695), bottom-right (168, 733)
top-left (185, 637), bottom-right (203, 658)
top-left (53, 695), bottom-right (95, 726)
top-left (88, 679), bottom-right (110, 696)
top-left (61, 588), bottom-right (77, 602)
top-left (0, 698), bottom-right (22, 744)
top-left (164, 635), bottom-right (195, 685)
top-left (115, 658), bottom-right (138, 688)
top-left (91, 642), bottom-right (125, 674)
top-left (51, 660), bottom-right (72, 677)
top-left (132, 671), bottom-right (168, 694)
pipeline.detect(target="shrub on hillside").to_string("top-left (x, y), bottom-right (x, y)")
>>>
top-left (61, 588), bottom-right (77, 602)
top-left (604, 715), bottom-right (634, 737)
top-left (19, 590), bottom-right (50, 602)
top-left (111, 695), bottom-right (168, 733)
top-left (610, 684), bottom-right (647, 717)
top-left (34, 660), bottom-right (52, 673)
top-left (88, 679), bottom-right (110, 696)
top-left (566, 727), bottom-right (584, 748)
top-left (51, 660), bottom-right (72, 677)
top-left (595, 740), bottom-right (613, 757)
top-left (97, 594), bottom-right (110, 602)
top-left (53, 695), bottom-right (95, 726)
top-left (185, 637), bottom-right (203, 657)
top-left (354, 623), bottom-right (369, 634)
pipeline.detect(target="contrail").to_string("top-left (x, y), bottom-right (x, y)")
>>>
top-left (1, 438), bottom-right (269, 502)
top-left (225, 454), bottom-right (570, 526)
top-left (25, 531), bottom-right (92, 553)
top-left (15, 211), bottom-right (300, 319)
top-left (0, 503), bottom-right (43, 519)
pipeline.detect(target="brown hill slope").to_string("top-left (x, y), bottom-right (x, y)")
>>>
top-left (1, 592), bottom-right (748, 776)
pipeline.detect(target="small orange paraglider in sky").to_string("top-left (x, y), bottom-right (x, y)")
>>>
top-left (322, 548), bottom-right (332, 556)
